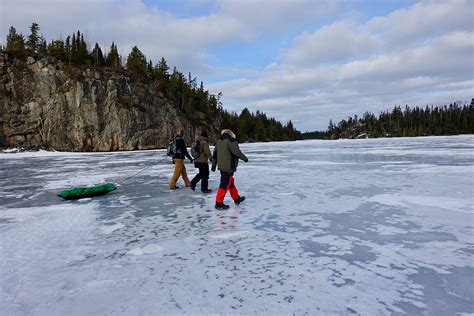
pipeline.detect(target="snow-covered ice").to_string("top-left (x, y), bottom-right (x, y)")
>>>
top-left (1, 135), bottom-right (473, 315)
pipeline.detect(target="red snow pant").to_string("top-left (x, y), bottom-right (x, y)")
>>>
top-left (216, 171), bottom-right (240, 203)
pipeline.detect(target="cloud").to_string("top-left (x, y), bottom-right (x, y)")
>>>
top-left (208, 0), bottom-right (474, 130)
top-left (1, 0), bottom-right (472, 131)
top-left (1, 0), bottom-right (242, 73)
top-left (215, 0), bottom-right (338, 34)
top-left (0, 0), bottom-right (335, 74)
top-left (284, 20), bottom-right (382, 65)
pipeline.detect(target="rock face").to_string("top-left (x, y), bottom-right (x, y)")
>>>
top-left (0, 53), bottom-right (210, 151)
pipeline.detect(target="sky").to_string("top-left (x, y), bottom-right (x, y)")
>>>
top-left (1, 0), bottom-right (473, 131)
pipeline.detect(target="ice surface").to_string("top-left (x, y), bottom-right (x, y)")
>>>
top-left (1, 135), bottom-right (473, 315)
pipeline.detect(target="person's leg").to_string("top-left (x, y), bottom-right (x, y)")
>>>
top-left (181, 163), bottom-right (191, 186)
top-left (229, 176), bottom-right (240, 200)
top-left (201, 164), bottom-right (210, 190)
top-left (170, 159), bottom-right (183, 189)
top-left (190, 163), bottom-right (202, 188)
top-left (229, 176), bottom-right (245, 204)
top-left (216, 171), bottom-right (232, 204)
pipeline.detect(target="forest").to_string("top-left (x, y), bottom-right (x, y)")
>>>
top-left (303, 101), bottom-right (474, 140)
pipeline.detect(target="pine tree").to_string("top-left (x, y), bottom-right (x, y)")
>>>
top-left (156, 57), bottom-right (169, 77)
top-left (65, 36), bottom-right (71, 63)
top-left (26, 22), bottom-right (40, 52)
top-left (38, 37), bottom-right (47, 55)
top-left (126, 46), bottom-right (147, 72)
top-left (78, 33), bottom-right (88, 64)
top-left (47, 40), bottom-right (66, 60)
top-left (90, 43), bottom-right (105, 67)
top-left (106, 42), bottom-right (120, 69)
top-left (148, 60), bottom-right (153, 73)
top-left (6, 26), bottom-right (26, 53)
top-left (71, 33), bottom-right (77, 63)
top-left (6, 26), bottom-right (18, 50)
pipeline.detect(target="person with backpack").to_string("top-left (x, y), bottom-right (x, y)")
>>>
top-left (211, 129), bottom-right (248, 210)
top-left (190, 131), bottom-right (213, 193)
top-left (169, 129), bottom-right (194, 190)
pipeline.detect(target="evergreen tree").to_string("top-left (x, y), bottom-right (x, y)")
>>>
top-left (71, 33), bottom-right (77, 63)
top-left (106, 42), bottom-right (120, 69)
top-left (47, 40), bottom-right (66, 60)
top-left (78, 33), bottom-right (88, 64)
top-left (6, 26), bottom-right (25, 53)
top-left (38, 37), bottom-right (47, 55)
top-left (320, 102), bottom-right (474, 139)
top-left (26, 22), bottom-right (40, 52)
top-left (126, 46), bottom-right (147, 72)
top-left (90, 43), bottom-right (105, 67)
top-left (65, 36), bottom-right (71, 63)
top-left (148, 60), bottom-right (153, 73)
top-left (155, 57), bottom-right (169, 77)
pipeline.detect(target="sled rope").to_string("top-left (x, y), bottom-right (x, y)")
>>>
top-left (117, 157), bottom-right (169, 185)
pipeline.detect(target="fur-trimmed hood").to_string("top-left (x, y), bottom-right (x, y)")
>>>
top-left (220, 129), bottom-right (236, 139)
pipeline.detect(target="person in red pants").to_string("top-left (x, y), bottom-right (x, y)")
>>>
top-left (211, 129), bottom-right (248, 210)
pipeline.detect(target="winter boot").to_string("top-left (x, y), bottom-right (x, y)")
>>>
top-left (201, 188), bottom-right (212, 193)
top-left (190, 183), bottom-right (196, 191)
top-left (170, 186), bottom-right (180, 190)
top-left (234, 196), bottom-right (246, 205)
top-left (215, 202), bottom-right (230, 210)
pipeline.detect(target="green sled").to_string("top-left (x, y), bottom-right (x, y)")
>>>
top-left (58, 183), bottom-right (117, 200)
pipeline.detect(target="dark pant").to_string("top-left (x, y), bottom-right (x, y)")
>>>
top-left (216, 171), bottom-right (239, 203)
top-left (191, 162), bottom-right (209, 190)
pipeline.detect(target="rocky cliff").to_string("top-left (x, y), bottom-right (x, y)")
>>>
top-left (0, 53), bottom-right (211, 151)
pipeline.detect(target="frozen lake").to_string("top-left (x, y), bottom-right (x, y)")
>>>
top-left (1, 135), bottom-right (473, 315)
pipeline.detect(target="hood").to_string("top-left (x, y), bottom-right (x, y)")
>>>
top-left (220, 129), bottom-right (236, 140)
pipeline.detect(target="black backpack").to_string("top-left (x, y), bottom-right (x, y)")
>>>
top-left (190, 140), bottom-right (201, 159)
top-left (166, 138), bottom-right (176, 157)
top-left (166, 136), bottom-right (181, 157)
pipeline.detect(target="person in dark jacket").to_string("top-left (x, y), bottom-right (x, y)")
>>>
top-left (190, 131), bottom-right (213, 193)
top-left (169, 129), bottom-right (193, 190)
top-left (211, 129), bottom-right (248, 210)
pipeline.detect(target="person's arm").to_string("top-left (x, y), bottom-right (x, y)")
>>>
top-left (229, 141), bottom-right (248, 162)
top-left (211, 146), bottom-right (217, 171)
top-left (203, 141), bottom-right (212, 161)
top-left (178, 138), bottom-right (193, 161)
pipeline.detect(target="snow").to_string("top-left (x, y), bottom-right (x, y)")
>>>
top-left (1, 135), bottom-right (473, 315)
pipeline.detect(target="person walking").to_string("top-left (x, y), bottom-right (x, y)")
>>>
top-left (169, 129), bottom-right (193, 190)
top-left (190, 131), bottom-right (213, 193)
top-left (211, 129), bottom-right (248, 210)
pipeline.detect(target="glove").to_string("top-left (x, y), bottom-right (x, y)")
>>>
top-left (244, 158), bottom-right (249, 163)
top-left (211, 166), bottom-right (216, 172)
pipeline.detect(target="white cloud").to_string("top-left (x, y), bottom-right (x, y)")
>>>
top-left (284, 20), bottom-right (382, 65)
top-left (366, 0), bottom-right (473, 45)
top-left (209, 0), bottom-right (474, 130)
top-left (1, 0), bottom-right (472, 131)
top-left (215, 0), bottom-right (338, 34)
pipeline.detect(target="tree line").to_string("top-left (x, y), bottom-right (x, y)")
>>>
top-left (1, 23), bottom-right (302, 142)
top-left (220, 108), bottom-right (301, 142)
top-left (303, 100), bottom-right (474, 139)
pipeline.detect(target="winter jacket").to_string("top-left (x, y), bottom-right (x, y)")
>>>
top-left (212, 130), bottom-right (248, 173)
top-left (173, 135), bottom-right (193, 160)
top-left (194, 136), bottom-right (212, 163)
